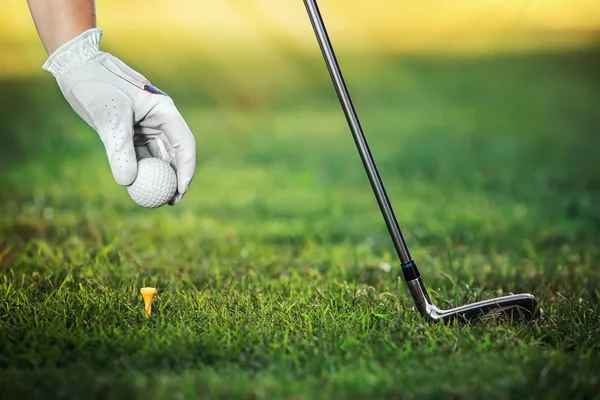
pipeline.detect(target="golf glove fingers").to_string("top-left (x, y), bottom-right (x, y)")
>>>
top-left (42, 28), bottom-right (196, 205)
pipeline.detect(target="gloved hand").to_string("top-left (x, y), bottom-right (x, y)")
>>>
top-left (42, 28), bottom-right (196, 205)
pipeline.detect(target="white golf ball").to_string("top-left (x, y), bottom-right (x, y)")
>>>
top-left (127, 157), bottom-right (177, 208)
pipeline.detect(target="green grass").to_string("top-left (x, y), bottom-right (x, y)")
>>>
top-left (1, 46), bottom-right (599, 399)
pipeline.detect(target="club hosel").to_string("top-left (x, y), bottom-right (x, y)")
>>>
top-left (402, 276), bottom-right (440, 320)
top-left (400, 260), bottom-right (436, 319)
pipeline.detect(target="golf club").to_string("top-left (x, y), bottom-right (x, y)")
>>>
top-left (302, 0), bottom-right (542, 323)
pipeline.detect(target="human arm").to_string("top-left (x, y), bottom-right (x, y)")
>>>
top-left (27, 0), bottom-right (96, 55)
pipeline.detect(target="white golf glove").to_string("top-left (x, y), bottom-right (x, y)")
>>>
top-left (42, 28), bottom-right (196, 205)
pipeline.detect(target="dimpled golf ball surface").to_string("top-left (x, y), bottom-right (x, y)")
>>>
top-left (127, 158), bottom-right (177, 208)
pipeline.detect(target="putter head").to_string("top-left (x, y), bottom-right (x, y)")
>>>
top-left (406, 277), bottom-right (543, 323)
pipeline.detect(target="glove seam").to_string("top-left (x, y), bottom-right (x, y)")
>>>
top-left (98, 60), bottom-right (142, 110)
top-left (71, 79), bottom-right (137, 110)
top-left (68, 81), bottom-right (136, 134)
top-left (66, 86), bottom-right (98, 132)
top-left (98, 58), bottom-right (169, 103)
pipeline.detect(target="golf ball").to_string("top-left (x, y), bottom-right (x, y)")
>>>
top-left (127, 157), bottom-right (177, 208)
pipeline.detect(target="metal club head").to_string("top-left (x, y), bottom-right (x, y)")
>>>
top-left (406, 277), bottom-right (543, 323)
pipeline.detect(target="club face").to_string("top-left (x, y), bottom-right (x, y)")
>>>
top-left (406, 277), bottom-right (543, 324)
top-left (434, 293), bottom-right (542, 323)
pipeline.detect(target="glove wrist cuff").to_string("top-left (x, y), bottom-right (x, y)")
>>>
top-left (43, 28), bottom-right (104, 79)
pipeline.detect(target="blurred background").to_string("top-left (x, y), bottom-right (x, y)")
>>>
top-left (3, 1), bottom-right (600, 78)
top-left (0, 0), bottom-right (599, 256)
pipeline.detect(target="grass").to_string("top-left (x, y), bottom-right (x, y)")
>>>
top-left (0, 45), bottom-right (599, 399)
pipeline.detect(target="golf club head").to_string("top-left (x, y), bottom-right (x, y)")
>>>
top-left (406, 277), bottom-right (543, 324)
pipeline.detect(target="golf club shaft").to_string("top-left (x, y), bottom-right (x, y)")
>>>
top-left (303, 0), bottom-right (419, 281)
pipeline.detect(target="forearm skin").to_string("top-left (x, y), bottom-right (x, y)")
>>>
top-left (27, 0), bottom-right (97, 55)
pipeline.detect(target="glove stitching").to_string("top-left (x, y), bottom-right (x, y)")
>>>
top-left (98, 60), bottom-right (163, 108)
top-left (99, 63), bottom-right (139, 109)
top-left (63, 83), bottom-right (98, 132)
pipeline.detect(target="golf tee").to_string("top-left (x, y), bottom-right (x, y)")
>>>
top-left (140, 287), bottom-right (157, 318)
